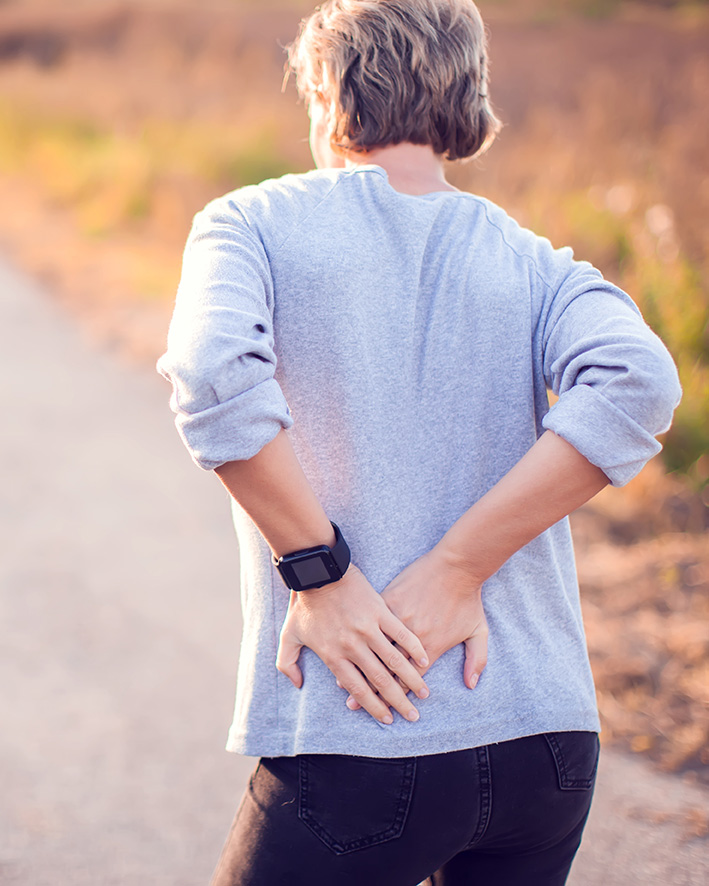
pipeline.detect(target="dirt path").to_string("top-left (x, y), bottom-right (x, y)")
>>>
top-left (0, 257), bottom-right (706, 884)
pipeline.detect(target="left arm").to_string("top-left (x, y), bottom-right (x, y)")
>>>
top-left (214, 429), bottom-right (431, 726)
top-left (158, 200), bottom-right (428, 725)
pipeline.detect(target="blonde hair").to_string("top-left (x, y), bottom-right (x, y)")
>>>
top-left (287, 0), bottom-right (501, 161)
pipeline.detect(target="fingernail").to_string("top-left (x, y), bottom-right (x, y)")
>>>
top-left (469, 673), bottom-right (479, 689)
top-left (346, 697), bottom-right (356, 709)
top-left (418, 687), bottom-right (429, 699)
top-left (418, 656), bottom-right (429, 668)
top-left (407, 709), bottom-right (420, 722)
top-left (381, 714), bottom-right (393, 725)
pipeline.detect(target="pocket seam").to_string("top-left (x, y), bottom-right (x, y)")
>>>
top-left (544, 732), bottom-right (599, 791)
top-left (298, 757), bottom-right (417, 855)
top-left (246, 759), bottom-right (263, 798)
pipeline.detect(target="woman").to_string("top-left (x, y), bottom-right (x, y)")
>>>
top-left (157, 1), bottom-right (681, 883)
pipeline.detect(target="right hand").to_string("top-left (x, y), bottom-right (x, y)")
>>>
top-left (381, 548), bottom-right (488, 688)
top-left (345, 546), bottom-right (489, 711)
top-left (276, 564), bottom-right (430, 725)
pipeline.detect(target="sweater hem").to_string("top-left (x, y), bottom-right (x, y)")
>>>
top-left (225, 710), bottom-right (601, 758)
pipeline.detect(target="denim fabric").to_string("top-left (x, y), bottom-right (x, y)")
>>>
top-left (299, 755), bottom-right (417, 853)
top-left (210, 730), bottom-right (599, 886)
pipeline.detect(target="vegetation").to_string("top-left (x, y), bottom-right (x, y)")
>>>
top-left (0, 0), bottom-right (707, 782)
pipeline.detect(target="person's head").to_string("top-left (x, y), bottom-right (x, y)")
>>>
top-left (287, 0), bottom-right (501, 168)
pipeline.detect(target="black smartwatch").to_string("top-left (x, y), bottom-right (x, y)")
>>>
top-left (273, 522), bottom-right (351, 591)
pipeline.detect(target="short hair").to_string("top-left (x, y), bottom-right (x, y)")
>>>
top-left (287, 0), bottom-right (501, 161)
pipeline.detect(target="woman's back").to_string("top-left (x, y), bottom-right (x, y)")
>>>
top-left (157, 161), bottom-right (679, 755)
top-left (263, 164), bottom-right (553, 575)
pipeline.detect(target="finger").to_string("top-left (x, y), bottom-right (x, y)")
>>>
top-left (371, 636), bottom-right (430, 700)
top-left (348, 659), bottom-right (430, 710)
top-left (379, 611), bottom-right (429, 669)
top-left (336, 661), bottom-right (394, 725)
top-left (275, 633), bottom-right (304, 689)
top-left (352, 649), bottom-right (421, 722)
top-left (463, 632), bottom-right (488, 690)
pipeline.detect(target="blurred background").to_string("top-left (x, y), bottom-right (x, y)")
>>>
top-left (0, 0), bottom-right (707, 880)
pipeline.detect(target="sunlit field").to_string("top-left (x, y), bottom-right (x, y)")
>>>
top-left (1, 0), bottom-right (707, 785)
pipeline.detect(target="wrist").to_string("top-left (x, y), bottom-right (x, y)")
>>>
top-left (432, 537), bottom-right (489, 589)
top-left (269, 522), bottom-right (336, 560)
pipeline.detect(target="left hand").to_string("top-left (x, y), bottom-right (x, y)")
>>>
top-left (344, 546), bottom-right (488, 707)
top-left (276, 564), bottom-right (430, 724)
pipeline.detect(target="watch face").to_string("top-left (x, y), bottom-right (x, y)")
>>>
top-left (290, 554), bottom-right (332, 588)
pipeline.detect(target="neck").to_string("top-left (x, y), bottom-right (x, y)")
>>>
top-left (344, 143), bottom-right (457, 196)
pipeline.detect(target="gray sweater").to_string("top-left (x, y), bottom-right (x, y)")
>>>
top-left (157, 165), bottom-right (681, 758)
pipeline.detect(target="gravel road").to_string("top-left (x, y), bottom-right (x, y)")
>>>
top-left (1, 257), bottom-right (707, 885)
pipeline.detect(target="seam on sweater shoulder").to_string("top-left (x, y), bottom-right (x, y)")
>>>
top-left (208, 178), bottom-right (343, 260)
top-left (471, 197), bottom-right (558, 297)
top-left (270, 176), bottom-right (347, 257)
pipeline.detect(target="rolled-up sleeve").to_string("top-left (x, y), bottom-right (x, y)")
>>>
top-left (157, 199), bottom-right (293, 470)
top-left (539, 261), bottom-right (682, 487)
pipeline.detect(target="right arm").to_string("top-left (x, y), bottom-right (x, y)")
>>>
top-left (380, 430), bottom-right (609, 690)
top-left (365, 256), bottom-right (682, 695)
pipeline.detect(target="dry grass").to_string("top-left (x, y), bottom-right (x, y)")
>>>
top-left (571, 462), bottom-right (709, 784)
top-left (0, 0), bottom-right (707, 781)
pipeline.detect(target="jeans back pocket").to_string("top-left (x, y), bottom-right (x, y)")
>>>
top-left (298, 755), bottom-right (416, 855)
top-left (544, 731), bottom-right (600, 791)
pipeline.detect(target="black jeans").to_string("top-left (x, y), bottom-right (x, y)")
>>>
top-left (210, 731), bottom-right (599, 886)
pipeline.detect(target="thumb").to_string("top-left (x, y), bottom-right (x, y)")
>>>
top-left (276, 629), bottom-right (304, 689)
top-left (463, 631), bottom-right (488, 690)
